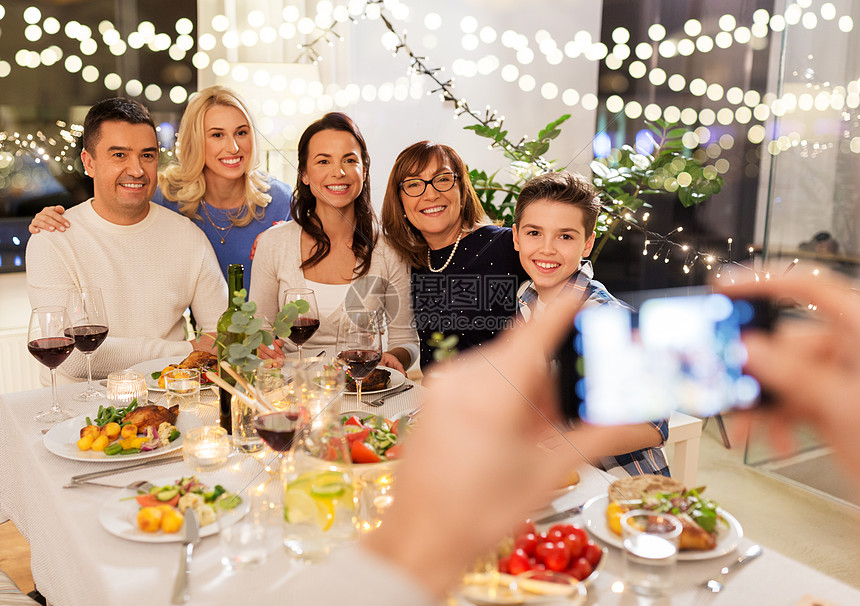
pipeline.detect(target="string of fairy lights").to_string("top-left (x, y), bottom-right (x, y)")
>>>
top-left (1, 0), bottom-right (857, 277)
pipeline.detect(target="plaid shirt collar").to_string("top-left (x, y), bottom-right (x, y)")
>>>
top-left (517, 260), bottom-right (597, 319)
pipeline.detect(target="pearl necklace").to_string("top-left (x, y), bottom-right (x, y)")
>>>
top-left (426, 231), bottom-right (463, 273)
top-left (200, 201), bottom-right (234, 244)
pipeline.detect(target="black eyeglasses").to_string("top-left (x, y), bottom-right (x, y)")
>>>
top-left (399, 172), bottom-right (459, 197)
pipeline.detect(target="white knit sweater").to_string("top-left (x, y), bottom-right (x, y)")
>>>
top-left (249, 221), bottom-right (419, 367)
top-left (26, 199), bottom-right (227, 384)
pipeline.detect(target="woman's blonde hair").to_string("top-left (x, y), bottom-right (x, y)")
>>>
top-left (381, 141), bottom-right (488, 268)
top-left (159, 85), bottom-right (271, 226)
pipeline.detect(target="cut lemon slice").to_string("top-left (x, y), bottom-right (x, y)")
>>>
top-left (284, 490), bottom-right (318, 525)
top-left (313, 495), bottom-right (335, 532)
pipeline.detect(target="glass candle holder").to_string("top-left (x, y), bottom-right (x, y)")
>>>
top-left (183, 425), bottom-right (231, 473)
top-left (105, 370), bottom-right (148, 408)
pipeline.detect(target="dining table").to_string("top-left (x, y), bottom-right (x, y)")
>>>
top-left (1, 379), bottom-right (859, 606)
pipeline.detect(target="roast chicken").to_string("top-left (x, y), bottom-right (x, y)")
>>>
top-left (121, 404), bottom-right (179, 433)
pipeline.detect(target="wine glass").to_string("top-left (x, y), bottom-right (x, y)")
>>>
top-left (27, 306), bottom-right (75, 422)
top-left (65, 286), bottom-right (109, 401)
top-left (282, 288), bottom-right (320, 362)
top-left (336, 309), bottom-right (383, 404)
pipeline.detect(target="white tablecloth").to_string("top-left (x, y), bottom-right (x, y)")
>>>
top-left (2, 382), bottom-right (859, 606)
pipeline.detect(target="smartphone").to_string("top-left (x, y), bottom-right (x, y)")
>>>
top-left (557, 292), bottom-right (777, 424)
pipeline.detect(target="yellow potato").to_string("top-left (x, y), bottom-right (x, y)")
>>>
top-left (80, 425), bottom-right (100, 440)
top-left (90, 434), bottom-right (109, 452)
top-left (102, 422), bottom-right (121, 440)
top-left (161, 509), bottom-right (184, 534)
top-left (158, 365), bottom-right (177, 389)
top-left (137, 507), bottom-right (163, 533)
top-left (77, 435), bottom-right (94, 451)
top-left (120, 424), bottom-right (138, 439)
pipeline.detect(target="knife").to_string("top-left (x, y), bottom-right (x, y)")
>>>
top-left (171, 507), bottom-right (200, 604)
top-left (68, 455), bottom-right (184, 485)
top-left (535, 504), bottom-right (584, 525)
top-left (363, 383), bottom-right (415, 407)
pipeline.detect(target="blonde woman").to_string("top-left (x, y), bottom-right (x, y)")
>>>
top-left (28, 86), bottom-right (292, 289)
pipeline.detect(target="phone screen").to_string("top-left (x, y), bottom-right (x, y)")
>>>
top-left (563, 293), bottom-right (772, 424)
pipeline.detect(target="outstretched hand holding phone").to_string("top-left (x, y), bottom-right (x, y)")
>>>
top-left (721, 274), bottom-right (860, 485)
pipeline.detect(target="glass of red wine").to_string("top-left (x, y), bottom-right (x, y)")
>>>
top-left (282, 288), bottom-right (320, 362)
top-left (27, 306), bottom-right (75, 422)
top-left (336, 309), bottom-right (383, 404)
top-left (65, 286), bottom-right (109, 401)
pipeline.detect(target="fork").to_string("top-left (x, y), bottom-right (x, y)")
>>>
top-left (699, 544), bottom-right (763, 593)
top-left (65, 479), bottom-right (156, 491)
top-left (362, 383), bottom-right (414, 407)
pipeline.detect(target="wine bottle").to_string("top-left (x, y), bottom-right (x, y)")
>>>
top-left (217, 264), bottom-right (244, 434)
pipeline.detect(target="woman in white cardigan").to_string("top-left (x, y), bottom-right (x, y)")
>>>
top-left (250, 113), bottom-right (418, 372)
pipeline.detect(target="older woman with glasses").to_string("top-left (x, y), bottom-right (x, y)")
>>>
top-left (382, 141), bottom-right (528, 369)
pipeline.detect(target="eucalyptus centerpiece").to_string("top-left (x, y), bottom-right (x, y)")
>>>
top-left (221, 288), bottom-right (309, 376)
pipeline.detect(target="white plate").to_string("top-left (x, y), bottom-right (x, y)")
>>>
top-left (342, 366), bottom-right (406, 396)
top-left (580, 494), bottom-right (743, 561)
top-left (98, 472), bottom-right (250, 543)
top-left (43, 413), bottom-right (200, 462)
top-left (128, 357), bottom-right (216, 393)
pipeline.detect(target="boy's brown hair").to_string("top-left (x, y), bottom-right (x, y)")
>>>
top-left (514, 170), bottom-right (601, 235)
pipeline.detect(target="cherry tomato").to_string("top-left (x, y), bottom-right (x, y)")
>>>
top-left (514, 532), bottom-right (538, 557)
top-left (508, 550), bottom-right (532, 575)
top-left (344, 415), bottom-right (362, 427)
top-left (344, 427), bottom-right (370, 446)
top-left (568, 557), bottom-right (593, 581)
top-left (535, 541), bottom-right (570, 572)
top-left (350, 441), bottom-right (381, 464)
top-left (549, 523), bottom-right (575, 536)
top-left (497, 555), bottom-right (511, 574)
top-left (536, 531), bottom-right (549, 542)
top-left (563, 531), bottom-right (585, 559)
top-left (584, 542), bottom-right (603, 567)
top-left (547, 528), bottom-right (565, 542)
top-left (384, 443), bottom-right (404, 460)
top-left (568, 526), bottom-right (587, 545)
top-left (514, 519), bottom-right (536, 538)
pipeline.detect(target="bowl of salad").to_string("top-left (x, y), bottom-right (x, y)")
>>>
top-left (339, 410), bottom-right (408, 476)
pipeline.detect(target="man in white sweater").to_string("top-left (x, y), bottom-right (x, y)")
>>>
top-left (26, 97), bottom-right (227, 384)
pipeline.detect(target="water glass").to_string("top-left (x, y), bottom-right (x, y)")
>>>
top-left (358, 468), bottom-right (395, 534)
top-left (232, 393), bottom-right (264, 453)
top-left (621, 509), bottom-right (683, 596)
top-left (164, 368), bottom-right (201, 415)
top-left (183, 426), bottom-right (231, 473)
top-left (219, 487), bottom-right (274, 571)
top-left (106, 370), bottom-right (148, 408)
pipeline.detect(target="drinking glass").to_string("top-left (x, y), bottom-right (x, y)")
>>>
top-left (183, 426), bottom-right (231, 473)
top-left (282, 408), bottom-right (358, 562)
top-left (219, 486), bottom-right (274, 571)
top-left (358, 468), bottom-right (395, 534)
top-left (27, 306), bottom-right (75, 422)
top-left (282, 288), bottom-right (320, 362)
top-left (620, 509), bottom-right (683, 596)
top-left (65, 286), bottom-right (109, 401)
top-left (336, 309), bottom-right (382, 404)
top-left (164, 368), bottom-right (201, 415)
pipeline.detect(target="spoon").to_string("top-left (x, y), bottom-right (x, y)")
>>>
top-left (700, 544), bottom-right (763, 593)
